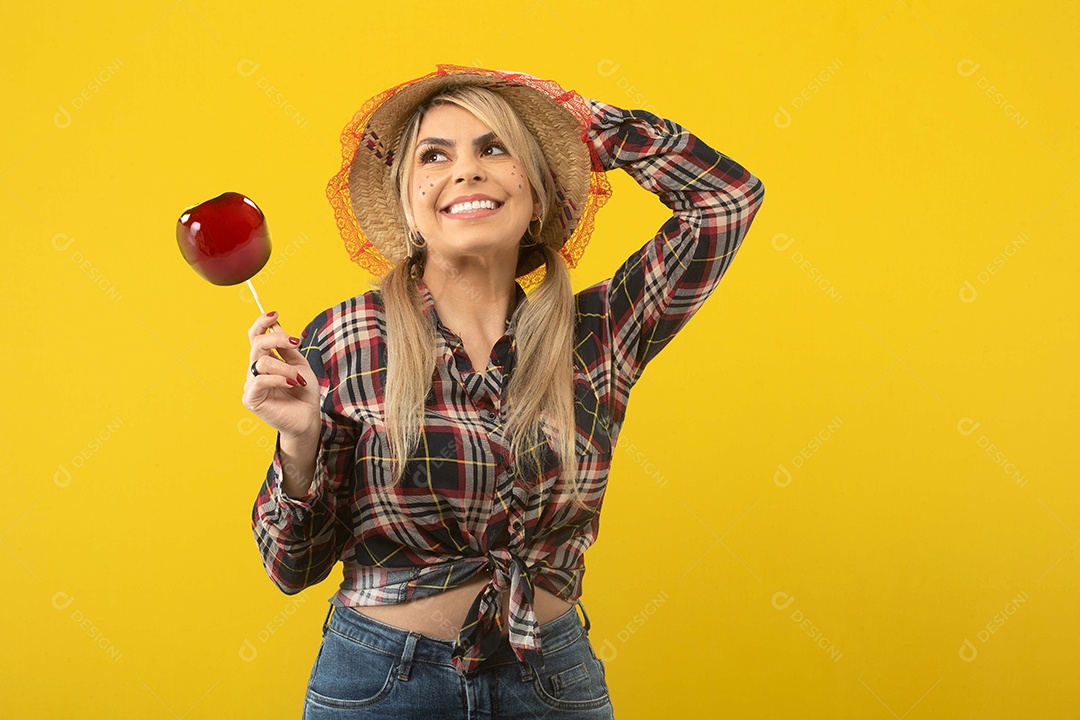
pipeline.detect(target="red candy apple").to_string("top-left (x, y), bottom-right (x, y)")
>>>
top-left (176, 192), bottom-right (272, 286)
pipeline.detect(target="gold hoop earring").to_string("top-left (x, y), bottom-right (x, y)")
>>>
top-left (526, 217), bottom-right (543, 242)
top-left (409, 229), bottom-right (427, 249)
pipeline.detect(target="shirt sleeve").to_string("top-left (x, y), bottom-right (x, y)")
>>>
top-left (250, 310), bottom-right (358, 595)
top-left (584, 99), bottom-right (765, 404)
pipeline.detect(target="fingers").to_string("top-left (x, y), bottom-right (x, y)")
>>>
top-left (242, 311), bottom-right (320, 421)
top-left (249, 330), bottom-right (307, 366)
top-left (246, 310), bottom-right (281, 342)
top-left (247, 312), bottom-right (308, 365)
top-left (241, 366), bottom-right (305, 413)
top-left (249, 353), bottom-right (308, 384)
top-left (243, 367), bottom-right (300, 403)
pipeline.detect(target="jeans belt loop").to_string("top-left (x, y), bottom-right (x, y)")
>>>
top-left (397, 632), bottom-right (420, 681)
top-left (518, 657), bottom-right (535, 683)
top-left (321, 603), bottom-right (335, 635)
top-left (577, 600), bottom-right (592, 633)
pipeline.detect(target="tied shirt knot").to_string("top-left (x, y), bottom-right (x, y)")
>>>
top-left (450, 547), bottom-right (543, 675)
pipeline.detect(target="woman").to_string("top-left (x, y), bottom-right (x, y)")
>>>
top-left (244, 65), bottom-right (764, 718)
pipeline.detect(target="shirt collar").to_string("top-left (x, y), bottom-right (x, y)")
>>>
top-left (414, 275), bottom-right (528, 336)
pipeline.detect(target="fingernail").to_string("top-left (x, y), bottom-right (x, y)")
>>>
top-left (266, 311), bottom-right (277, 317)
top-left (295, 373), bottom-right (307, 387)
top-left (289, 336), bottom-right (300, 345)
top-left (285, 377), bottom-right (297, 387)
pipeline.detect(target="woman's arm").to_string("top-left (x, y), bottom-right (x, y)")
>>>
top-left (584, 98), bottom-right (765, 398)
top-left (250, 310), bottom-right (358, 594)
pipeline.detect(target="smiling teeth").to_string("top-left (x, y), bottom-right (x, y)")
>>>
top-left (447, 200), bottom-right (499, 214)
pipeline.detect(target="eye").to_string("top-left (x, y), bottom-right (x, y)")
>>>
top-left (418, 148), bottom-right (447, 164)
top-left (482, 142), bottom-right (508, 157)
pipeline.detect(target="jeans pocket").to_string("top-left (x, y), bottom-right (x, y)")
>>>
top-left (305, 628), bottom-right (398, 710)
top-left (530, 631), bottom-right (612, 712)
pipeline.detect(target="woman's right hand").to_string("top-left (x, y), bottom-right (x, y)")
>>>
top-left (242, 312), bottom-right (320, 443)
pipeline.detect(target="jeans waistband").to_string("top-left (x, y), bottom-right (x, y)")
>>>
top-left (320, 598), bottom-right (592, 674)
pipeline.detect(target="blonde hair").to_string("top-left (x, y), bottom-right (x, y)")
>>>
top-left (371, 85), bottom-right (589, 511)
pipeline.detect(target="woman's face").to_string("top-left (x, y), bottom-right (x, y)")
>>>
top-left (406, 103), bottom-right (538, 269)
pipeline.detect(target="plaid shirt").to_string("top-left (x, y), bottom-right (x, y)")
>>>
top-left (251, 99), bottom-right (765, 675)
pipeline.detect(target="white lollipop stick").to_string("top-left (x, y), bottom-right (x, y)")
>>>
top-left (246, 278), bottom-right (277, 334)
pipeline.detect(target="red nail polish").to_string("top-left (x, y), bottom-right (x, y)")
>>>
top-left (295, 373), bottom-right (307, 387)
top-left (289, 336), bottom-right (300, 345)
top-left (285, 377), bottom-right (297, 387)
top-left (266, 311), bottom-right (277, 317)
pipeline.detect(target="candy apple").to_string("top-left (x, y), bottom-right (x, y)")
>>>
top-left (176, 192), bottom-right (272, 286)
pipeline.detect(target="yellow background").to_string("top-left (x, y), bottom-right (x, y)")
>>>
top-left (3, 1), bottom-right (1078, 717)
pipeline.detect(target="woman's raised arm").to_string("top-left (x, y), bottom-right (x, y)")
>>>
top-left (582, 98), bottom-right (765, 402)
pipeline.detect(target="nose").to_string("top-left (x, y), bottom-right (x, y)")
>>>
top-left (453, 152), bottom-right (485, 184)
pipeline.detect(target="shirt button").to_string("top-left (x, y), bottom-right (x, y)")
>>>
top-left (512, 518), bottom-right (523, 531)
top-left (481, 410), bottom-right (497, 422)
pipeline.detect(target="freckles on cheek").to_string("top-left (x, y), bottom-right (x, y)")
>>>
top-left (422, 174), bottom-right (445, 198)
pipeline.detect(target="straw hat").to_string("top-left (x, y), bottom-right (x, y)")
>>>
top-left (325, 64), bottom-right (611, 290)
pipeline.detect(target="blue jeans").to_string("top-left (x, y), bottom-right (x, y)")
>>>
top-left (303, 599), bottom-right (615, 719)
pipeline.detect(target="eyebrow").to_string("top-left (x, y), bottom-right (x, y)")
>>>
top-left (417, 131), bottom-right (499, 149)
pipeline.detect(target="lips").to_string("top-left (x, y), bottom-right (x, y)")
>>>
top-left (440, 194), bottom-right (504, 215)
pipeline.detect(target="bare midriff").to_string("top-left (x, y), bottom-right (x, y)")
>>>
top-left (349, 572), bottom-right (575, 640)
